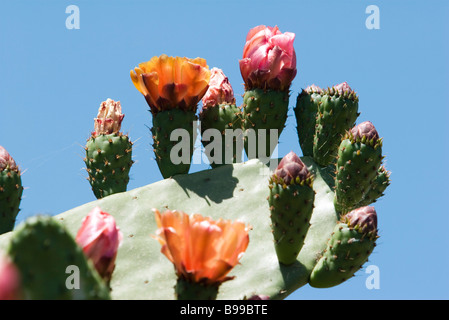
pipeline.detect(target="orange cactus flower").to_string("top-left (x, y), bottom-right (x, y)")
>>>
top-left (130, 55), bottom-right (211, 114)
top-left (153, 209), bottom-right (250, 286)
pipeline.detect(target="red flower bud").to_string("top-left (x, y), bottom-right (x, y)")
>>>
top-left (76, 207), bottom-right (123, 284)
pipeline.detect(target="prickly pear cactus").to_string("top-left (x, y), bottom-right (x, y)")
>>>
top-left (309, 206), bottom-right (378, 288)
top-left (334, 121), bottom-right (383, 213)
top-left (5, 216), bottom-right (110, 300)
top-left (311, 83), bottom-right (359, 167)
top-left (241, 89), bottom-right (289, 159)
top-left (294, 85), bottom-right (322, 157)
top-left (0, 25), bottom-right (391, 300)
top-left (85, 99), bottom-right (133, 199)
top-left (151, 109), bottom-right (197, 178)
top-left (268, 152), bottom-right (315, 265)
top-left (0, 146), bottom-right (23, 235)
top-left (85, 134), bottom-right (133, 199)
top-left (199, 104), bottom-right (242, 168)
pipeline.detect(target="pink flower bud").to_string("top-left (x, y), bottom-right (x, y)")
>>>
top-left (304, 84), bottom-right (322, 94)
top-left (0, 254), bottom-right (22, 300)
top-left (239, 25), bottom-right (297, 91)
top-left (201, 68), bottom-right (236, 108)
top-left (0, 146), bottom-right (18, 171)
top-left (332, 81), bottom-right (353, 95)
top-left (350, 121), bottom-right (379, 143)
top-left (93, 99), bottom-right (125, 136)
top-left (272, 151), bottom-right (311, 185)
top-left (76, 207), bottom-right (123, 283)
top-left (342, 206), bottom-right (378, 235)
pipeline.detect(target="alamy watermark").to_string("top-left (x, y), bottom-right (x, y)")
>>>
top-left (65, 265), bottom-right (80, 290)
top-left (66, 5), bottom-right (80, 29)
top-left (365, 264), bottom-right (380, 290)
top-left (169, 121), bottom-right (279, 174)
top-left (365, 5), bottom-right (380, 30)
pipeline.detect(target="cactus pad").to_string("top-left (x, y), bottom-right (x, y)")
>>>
top-left (0, 158), bottom-right (341, 299)
top-left (199, 103), bottom-right (243, 168)
top-left (313, 88), bottom-right (359, 166)
top-left (6, 215), bottom-right (110, 300)
top-left (0, 168), bottom-right (23, 234)
top-left (309, 206), bottom-right (378, 288)
top-left (294, 87), bottom-right (322, 157)
top-left (85, 133), bottom-right (133, 199)
top-left (241, 89), bottom-right (289, 160)
top-left (151, 109), bottom-right (197, 178)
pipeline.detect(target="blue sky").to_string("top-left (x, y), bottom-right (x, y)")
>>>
top-left (1, 0), bottom-right (448, 299)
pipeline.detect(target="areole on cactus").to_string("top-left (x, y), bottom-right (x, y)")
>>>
top-left (0, 24), bottom-right (391, 301)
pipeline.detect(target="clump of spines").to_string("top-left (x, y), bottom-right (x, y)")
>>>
top-left (0, 146), bottom-right (23, 234)
top-left (309, 206), bottom-right (378, 288)
top-left (268, 151), bottom-right (315, 265)
top-left (84, 99), bottom-right (133, 199)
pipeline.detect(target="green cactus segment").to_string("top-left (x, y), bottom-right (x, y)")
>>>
top-left (308, 221), bottom-right (376, 288)
top-left (175, 277), bottom-right (219, 300)
top-left (0, 168), bottom-right (23, 234)
top-left (295, 90), bottom-right (322, 157)
top-left (199, 103), bottom-right (243, 168)
top-left (151, 109), bottom-right (197, 178)
top-left (241, 89), bottom-right (289, 160)
top-left (0, 158), bottom-right (338, 299)
top-left (356, 165), bottom-right (390, 207)
top-left (334, 137), bottom-right (383, 214)
top-left (6, 215), bottom-right (110, 300)
top-left (268, 182), bottom-right (315, 265)
top-left (85, 133), bottom-right (133, 199)
top-left (313, 91), bottom-right (359, 167)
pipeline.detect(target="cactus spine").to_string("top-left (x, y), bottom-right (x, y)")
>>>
top-left (0, 146), bottom-right (23, 234)
top-left (85, 99), bottom-right (133, 199)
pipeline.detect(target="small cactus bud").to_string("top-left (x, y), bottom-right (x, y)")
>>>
top-left (272, 151), bottom-right (310, 185)
top-left (75, 207), bottom-right (123, 284)
top-left (0, 146), bottom-right (18, 172)
top-left (342, 206), bottom-right (378, 235)
top-left (333, 81), bottom-right (353, 95)
top-left (94, 99), bottom-right (125, 136)
top-left (201, 67), bottom-right (236, 108)
top-left (350, 121), bottom-right (379, 143)
top-left (304, 84), bottom-right (322, 94)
